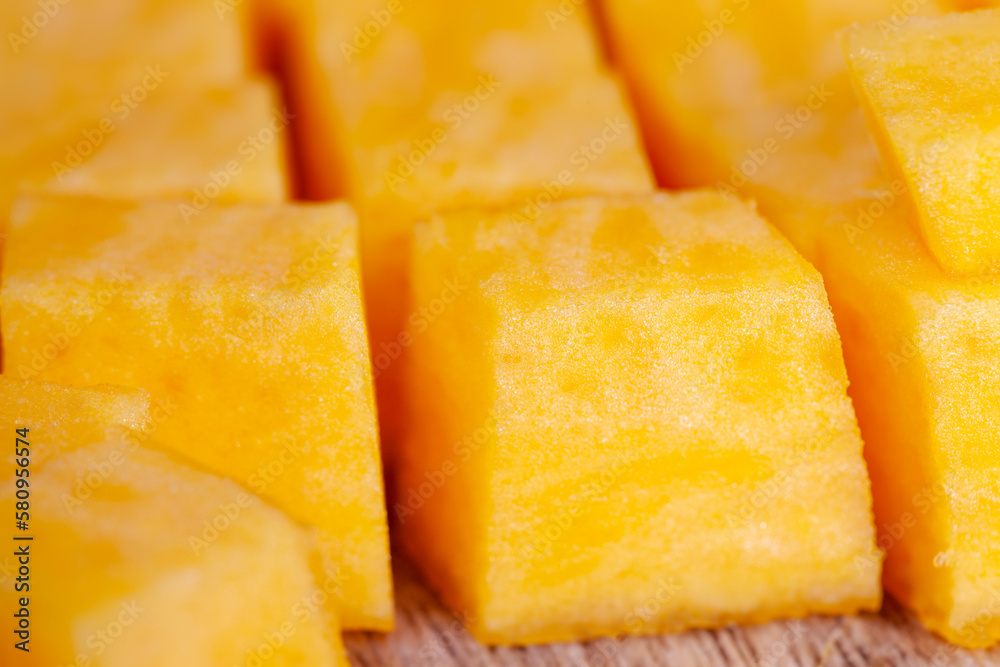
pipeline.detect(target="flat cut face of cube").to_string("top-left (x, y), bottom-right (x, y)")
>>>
top-left (399, 193), bottom-right (879, 644)
top-left (44, 80), bottom-right (289, 203)
top-left (0, 377), bottom-right (347, 667)
top-left (843, 9), bottom-right (1000, 275)
top-left (0, 195), bottom-right (392, 630)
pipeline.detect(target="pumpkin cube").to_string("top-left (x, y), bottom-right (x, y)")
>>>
top-left (599, 0), bottom-right (944, 188)
top-left (0, 0), bottom-right (249, 257)
top-left (277, 0), bottom-right (654, 448)
top-left (0, 194), bottom-right (392, 630)
top-left (0, 377), bottom-right (347, 666)
top-left (0, 0), bottom-right (244, 80)
top-left (686, 6), bottom-right (1000, 641)
top-left (397, 192), bottom-right (879, 644)
top-left (842, 9), bottom-right (1000, 274)
top-left (44, 79), bottom-right (290, 204)
top-left (756, 130), bottom-right (1000, 647)
top-left (0, 0), bottom-right (247, 173)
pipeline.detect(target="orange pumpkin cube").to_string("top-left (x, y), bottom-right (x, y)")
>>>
top-left (0, 0), bottom-right (248, 218)
top-left (753, 95), bottom-right (1000, 646)
top-left (0, 0), bottom-right (244, 79)
top-left (398, 192), bottom-right (879, 644)
top-left (44, 79), bottom-right (290, 204)
top-left (0, 377), bottom-right (347, 666)
top-left (599, 0), bottom-right (945, 188)
top-left (1, 194), bottom-right (392, 630)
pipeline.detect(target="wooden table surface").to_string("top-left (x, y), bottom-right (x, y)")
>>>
top-left (343, 556), bottom-right (1000, 666)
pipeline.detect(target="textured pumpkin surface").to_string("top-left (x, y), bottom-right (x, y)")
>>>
top-left (275, 0), bottom-right (654, 450)
top-left (285, 0), bottom-right (609, 195)
top-left (641, 0), bottom-right (1000, 645)
top-left (0, 377), bottom-right (347, 666)
top-left (43, 79), bottom-right (289, 203)
top-left (750, 93), bottom-right (1000, 646)
top-left (842, 10), bottom-right (1000, 275)
top-left (397, 192), bottom-right (879, 645)
top-left (0, 0), bottom-right (244, 76)
top-left (0, 195), bottom-right (392, 630)
top-left (600, 0), bottom-right (946, 189)
top-left (0, 0), bottom-right (247, 223)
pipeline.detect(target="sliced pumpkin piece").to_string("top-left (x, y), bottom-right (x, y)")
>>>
top-left (0, 377), bottom-right (347, 666)
top-left (44, 79), bottom-right (290, 203)
top-left (397, 192), bottom-right (879, 644)
top-left (753, 89), bottom-right (1000, 646)
top-left (0, 0), bottom-right (244, 79)
top-left (0, 0), bottom-right (249, 259)
top-left (0, 195), bottom-right (392, 630)
top-left (599, 0), bottom-right (945, 188)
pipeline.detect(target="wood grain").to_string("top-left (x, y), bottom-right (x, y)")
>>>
top-left (344, 556), bottom-right (1000, 666)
